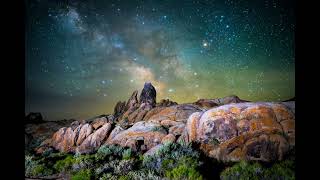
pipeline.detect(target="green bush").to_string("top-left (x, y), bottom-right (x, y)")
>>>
top-left (54, 155), bottom-right (75, 172)
top-left (165, 164), bottom-right (203, 180)
top-left (220, 160), bottom-right (295, 180)
top-left (122, 149), bottom-right (132, 160)
top-left (143, 142), bottom-right (202, 177)
top-left (220, 161), bottom-right (263, 180)
top-left (25, 155), bottom-right (53, 177)
top-left (95, 145), bottom-right (113, 161)
top-left (264, 160), bottom-right (295, 180)
top-left (72, 154), bottom-right (96, 171)
top-left (99, 173), bottom-right (119, 180)
top-left (71, 169), bottom-right (93, 180)
top-left (31, 164), bottom-right (53, 177)
top-left (118, 169), bottom-right (162, 180)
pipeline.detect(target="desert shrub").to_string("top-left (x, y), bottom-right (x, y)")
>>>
top-left (122, 148), bottom-right (132, 160)
top-left (220, 161), bottom-right (263, 180)
top-left (264, 160), bottom-right (295, 180)
top-left (220, 160), bottom-right (295, 180)
top-left (143, 142), bottom-right (202, 177)
top-left (54, 155), bottom-right (75, 172)
top-left (112, 159), bottom-right (136, 175)
top-left (95, 145), bottom-right (113, 161)
top-left (72, 154), bottom-right (96, 171)
top-left (99, 173), bottom-right (118, 180)
top-left (164, 156), bottom-right (203, 180)
top-left (25, 155), bottom-right (53, 177)
top-left (114, 169), bottom-right (162, 180)
top-left (42, 148), bottom-right (54, 157)
top-left (31, 164), bottom-right (53, 177)
top-left (71, 169), bottom-right (93, 180)
top-left (165, 164), bottom-right (203, 180)
top-left (25, 155), bottom-right (37, 176)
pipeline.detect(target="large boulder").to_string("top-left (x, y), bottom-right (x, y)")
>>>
top-left (76, 123), bottom-right (112, 154)
top-left (25, 112), bottom-right (44, 124)
top-left (106, 121), bottom-right (167, 151)
top-left (180, 102), bottom-right (295, 162)
top-left (76, 123), bottom-right (93, 146)
top-left (50, 127), bottom-right (77, 152)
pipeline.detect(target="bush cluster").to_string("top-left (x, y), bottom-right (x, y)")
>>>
top-left (25, 143), bottom-right (295, 180)
top-left (220, 160), bottom-right (295, 180)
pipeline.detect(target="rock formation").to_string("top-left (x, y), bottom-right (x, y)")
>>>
top-left (179, 102), bottom-right (295, 162)
top-left (34, 83), bottom-right (295, 163)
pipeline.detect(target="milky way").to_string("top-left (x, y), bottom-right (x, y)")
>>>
top-left (25, 0), bottom-right (295, 120)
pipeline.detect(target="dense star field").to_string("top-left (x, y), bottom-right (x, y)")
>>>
top-left (25, 0), bottom-right (295, 120)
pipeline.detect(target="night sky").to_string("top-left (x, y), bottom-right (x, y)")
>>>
top-left (25, 0), bottom-right (295, 121)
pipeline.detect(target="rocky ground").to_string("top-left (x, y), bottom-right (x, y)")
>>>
top-left (25, 82), bottom-right (295, 180)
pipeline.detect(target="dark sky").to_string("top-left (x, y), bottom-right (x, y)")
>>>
top-left (25, 0), bottom-right (295, 121)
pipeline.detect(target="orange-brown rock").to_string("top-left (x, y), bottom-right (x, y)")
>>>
top-left (51, 127), bottom-right (76, 152)
top-left (143, 104), bottom-right (202, 123)
top-left (182, 102), bottom-right (295, 162)
top-left (76, 124), bottom-right (93, 146)
top-left (77, 123), bottom-right (112, 154)
top-left (106, 126), bottom-right (124, 143)
top-left (106, 121), bottom-right (167, 151)
top-left (157, 99), bottom-right (178, 107)
top-left (91, 117), bottom-right (109, 129)
top-left (160, 120), bottom-right (183, 127)
top-left (169, 124), bottom-right (185, 136)
top-left (161, 134), bottom-right (176, 144)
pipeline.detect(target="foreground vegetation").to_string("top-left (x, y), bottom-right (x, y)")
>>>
top-left (25, 142), bottom-right (295, 179)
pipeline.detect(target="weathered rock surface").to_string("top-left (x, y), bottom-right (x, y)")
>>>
top-left (161, 133), bottom-right (176, 144)
top-left (193, 95), bottom-right (248, 109)
top-left (180, 102), bottom-right (295, 162)
top-left (139, 82), bottom-right (156, 107)
top-left (76, 124), bottom-right (93, 146)
top-left (51, 127), bottom-right (76, 152)
top-left (106, 121), bottom-right (167, 151)
top-left (157, 99), bottom-right (178, 107)
top-left (143, 104), bottom-right (203, 123)
top-left (77, 123), bottom-right (112, 153)
top-left (113, 101), bottom-right (126, 119)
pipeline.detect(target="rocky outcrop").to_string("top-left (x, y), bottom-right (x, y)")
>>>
top-left (139, 82), bottom-right (156, 107)
top-left (113, 101), bottom-right (126, 119)
top-left (193, 95), bottom-right (248, 109)
top-left (179, 102), bottom-right (295, 162)
top-left (157, 99), bottom-right (178, 107)
top-left (34, 83), bottom-right (295, 164)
